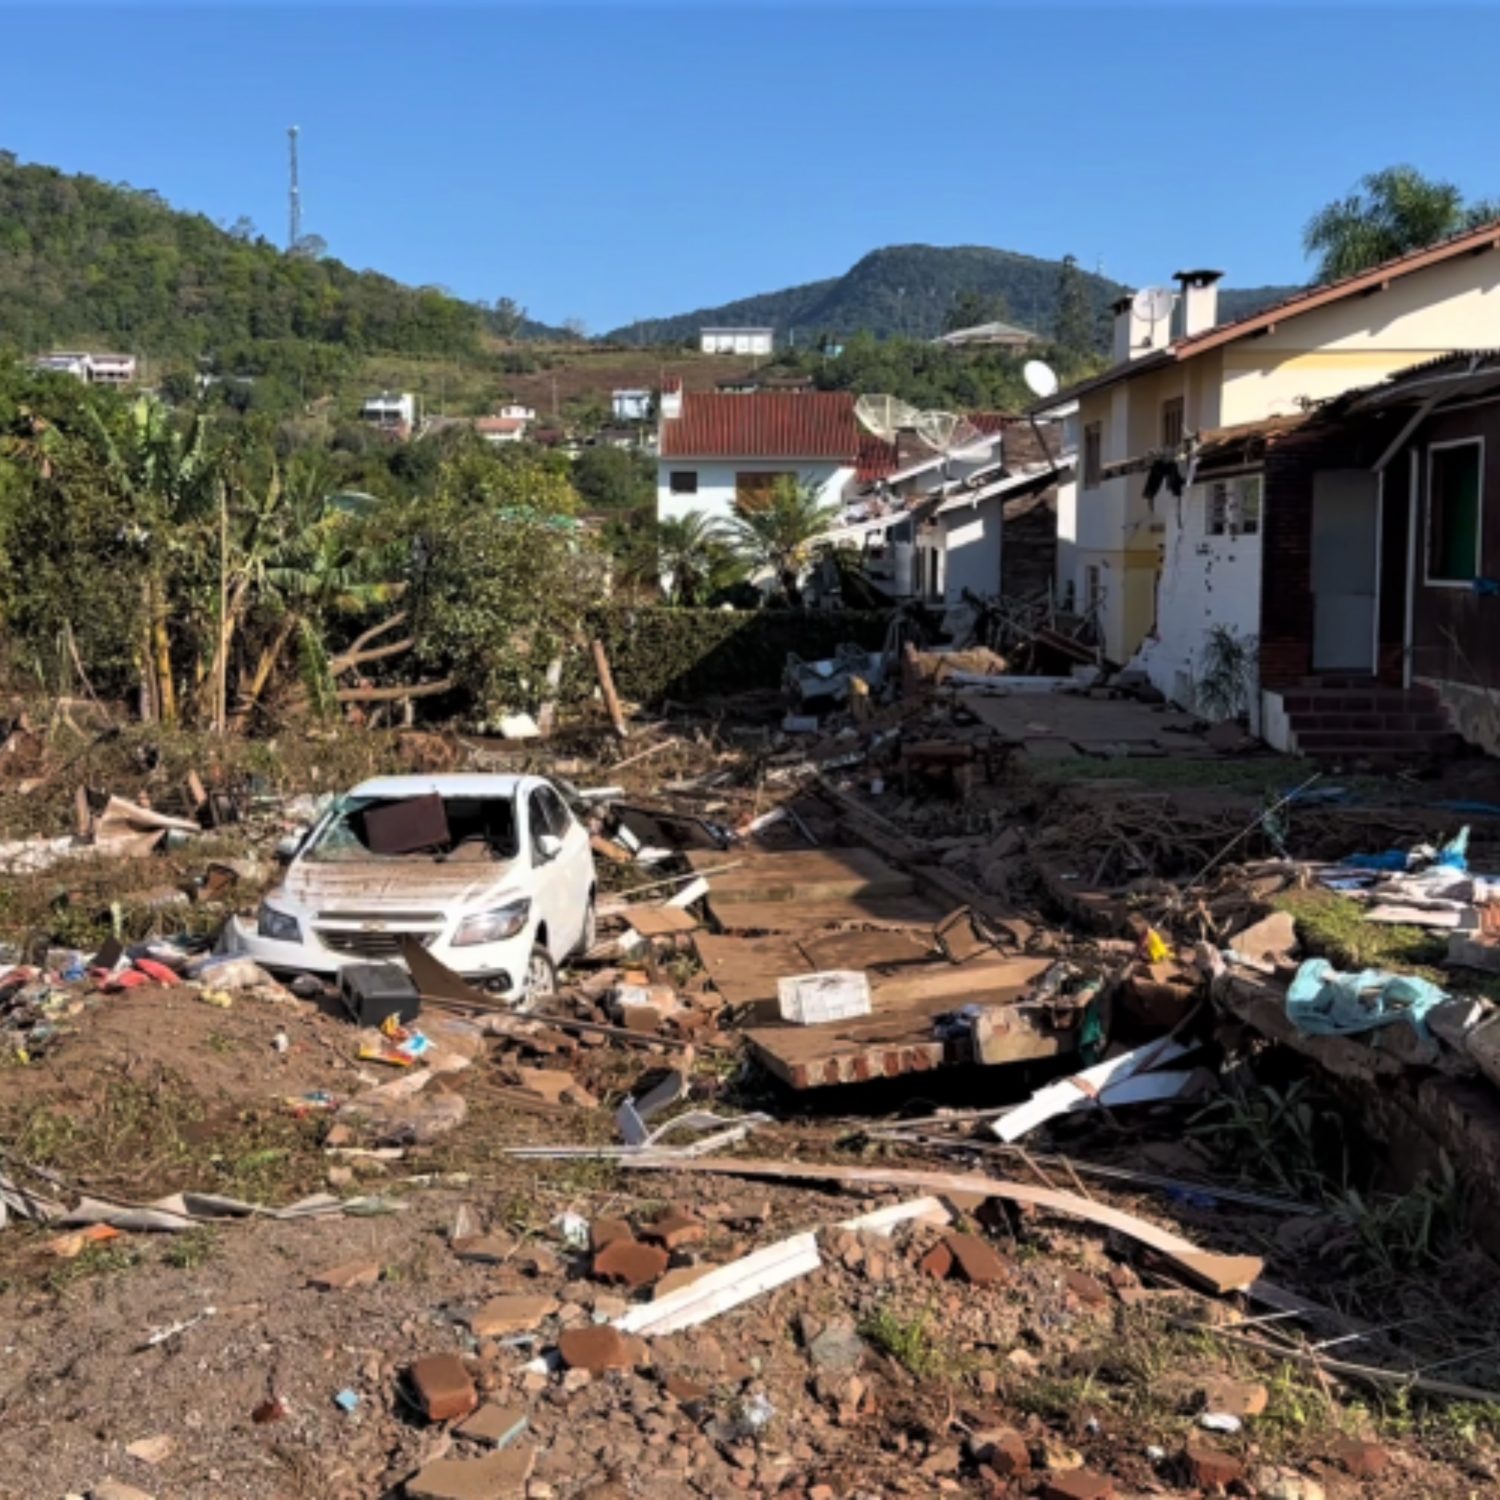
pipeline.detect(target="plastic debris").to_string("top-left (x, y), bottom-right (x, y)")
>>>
top-left (1286, 957), bottom-right (1447, 1038)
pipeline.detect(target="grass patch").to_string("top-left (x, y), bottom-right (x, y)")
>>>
top-left (860, 1306), bottom-right (949, 1379)
top-left (45, 1240), bottom-right (143, 1295)
top-left (1275, 888), bottom-right (1447, 972)
top-left (162, 1226), bottom-right (218, 1270)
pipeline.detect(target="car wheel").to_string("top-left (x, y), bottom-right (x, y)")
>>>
top-left (520, 946), bottom-right (557, 1009)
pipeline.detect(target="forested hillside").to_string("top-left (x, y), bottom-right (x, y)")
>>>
top-left (0, 153), bottom-right (486, 361)
top-left (607, 243), bottom-right (1298, 348)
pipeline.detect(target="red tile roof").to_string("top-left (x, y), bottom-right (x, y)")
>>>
top-left (474, 416), bottom-right (527, 434)
top-left (660, 391), bottom-right (870, 462)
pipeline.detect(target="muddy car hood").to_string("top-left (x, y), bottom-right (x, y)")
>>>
top-left (278, 857), bottom-right (522, 914)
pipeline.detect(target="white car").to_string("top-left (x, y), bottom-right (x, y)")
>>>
top-left (232, 773), bottom-right (596, 1003)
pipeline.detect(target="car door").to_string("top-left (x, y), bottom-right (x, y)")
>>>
top-left (537, 782), bottom-right (592, 951)
top-left (526, 785), bottom-right (568, 959)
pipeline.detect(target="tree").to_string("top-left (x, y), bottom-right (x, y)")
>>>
top-left (655, 512), bottom-right (744, 606)
top-left (562, 316), bottom-right (588, 341)
top-left (1304, 166), bottom-right (1500, 283)
top-left (492, 297), bottom-right (527, 339)
top-left (1053, 254), bottom-right (1094, 356)
top-left (571, 445), bottom-right (653, 511)
top-left (945, 289), bottom-right (1008, 333)
top-left (723, 477), bottom-right (839, 605)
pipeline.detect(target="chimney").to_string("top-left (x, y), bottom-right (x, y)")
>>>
top-left (1110, 296), bottom-right (1134, 364)
top-left (1174, 269), bottom-right (1223, 338)
top-left (660, 376), bottom-right (683, 421)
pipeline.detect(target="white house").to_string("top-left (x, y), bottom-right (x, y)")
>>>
top-left (361, 391), bottom-right (417, 430)
top-left (612, 389), bottom-right (652, 422)
top-left (32, 351), bottom-right (138, 385)
top-left (1037, 227), bottom-right (1500, 713)
top-left (699, 327), bottom-right (774, 357)
top-left (474, 414), bottom-right (529, 444)
top-left (496, 403), bottom-right (535, 421)
top-left (656, 380), bottom-right (893, 530)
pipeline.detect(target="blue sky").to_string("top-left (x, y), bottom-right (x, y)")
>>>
top-left (4, 2), bottom-right (1500, 330)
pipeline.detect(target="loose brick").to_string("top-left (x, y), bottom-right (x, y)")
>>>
top-left (409, 1353), bottom-right (478, 1422)
top-left (1062, 1269), bottom-right (1110, 1307)
top-left (588, 1217), bottom-right (633, 1253)
top-left (455, 1404), bottom-right (529, 1448)
top-left (404, 1446), bottom-right (535, 1498)
top-left (308, 1259), bottom-right (381, 1290)
top-left (654, 1262), bottom-right (717, 1299)
top-left (969, 1427), bottom-right (1030, 1475)
top-left (1039, 1473), bottom-right (1114, 1500)
top-left (1331, 1437), bottom-right (1389, 1478)
top-left (467, 1294), bottom-right (557, 1338)
top-left (918, 1241), bottom-right (955, 1279)
top-left (943, 1232), bottom-right (1008, 1286)
top-left (558, 1324), bottom-right (636, 1374)
top-left (1184, 1438), bottom-right (1243, 1490)
top-left (640, 1205), bottom-right (707, 1250)
top-left (592, 1237), bottom-right (669, 1289)
top-left (1202, 1378), bottom-right (1269, 1419)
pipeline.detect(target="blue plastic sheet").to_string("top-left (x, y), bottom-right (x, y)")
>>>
top-left (1285, 957), bottom-right (1447, 1039)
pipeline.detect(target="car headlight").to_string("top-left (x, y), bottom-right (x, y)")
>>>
top-left (257, 902), bottom-right (303, 942)
top-left (453, 899), bottom-right (531, 947)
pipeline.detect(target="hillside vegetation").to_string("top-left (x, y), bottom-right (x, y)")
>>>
top-left (607, 243), bottom-right (1298, 347)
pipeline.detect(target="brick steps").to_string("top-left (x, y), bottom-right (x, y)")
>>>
top-left (1281, 678), bottom-right (1458, 766)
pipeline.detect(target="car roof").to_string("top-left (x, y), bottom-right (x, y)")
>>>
top-left (346, 773), bottom-right (538, 800)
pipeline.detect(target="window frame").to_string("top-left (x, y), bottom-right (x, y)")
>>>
top-left (668, 470), bottom-right (698, 495)
top-left (1424, 437), bottom-right (1484, 589)
top-left (1161, 396), bottom-right (1185, 450)
top-left (1205, 474), bottom-right (1262, 538)
top-left (1082, 421), bottom-right (1103, 490)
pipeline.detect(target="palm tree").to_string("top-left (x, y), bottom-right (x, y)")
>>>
top-left (723, 477), bottom-right (840, 605)
top-left (1304, 166), bottom-right (1500, 283)
top-left (656, 512), bottom-right (743, 606)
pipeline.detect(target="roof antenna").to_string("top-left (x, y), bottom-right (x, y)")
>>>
top-left (288, 125), bottom-right (301, 251)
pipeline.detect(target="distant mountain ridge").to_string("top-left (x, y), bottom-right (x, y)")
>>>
top-left (605, 243), bottom-right (1300, 348)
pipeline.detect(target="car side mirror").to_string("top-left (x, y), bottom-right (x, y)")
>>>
top-left (275, 829), bottom-right (307, 865)
top-left (536, 833), bottom-right (564, 863)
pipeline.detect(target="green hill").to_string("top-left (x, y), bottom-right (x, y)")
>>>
top-left (606, 243), bottom-right (1298, 347)
top-left (0, 152), bottom-right (496, 362)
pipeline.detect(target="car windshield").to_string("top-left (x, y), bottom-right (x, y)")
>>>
top-left (302, 794), bottom-right (519, 864)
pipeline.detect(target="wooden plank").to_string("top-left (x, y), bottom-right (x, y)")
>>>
top-left (692, 932), bottom-right (803, 1009)
top-left (710, 895), bottom-right (944, 934)
top-left (798, 929), bottom-right (932, 971)
top-left (689, 847), bottom-right (913, 905)
top-left (623, 1156), bottom-right (1265, 1297)
top-left (624, 906), bottom-right (701, 937)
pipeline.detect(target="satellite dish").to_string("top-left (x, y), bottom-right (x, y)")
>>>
top-left (855, 393), bottom-right (921, 440)
top-left (912, 410), bottom-right (984, 456)
top-left (1132, 285), bottom-right (1176, 329)
top-left (1023, 359), bottom-right (1059, 399)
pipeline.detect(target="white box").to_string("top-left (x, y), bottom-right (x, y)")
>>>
top-left (777, 970), bottom-right (872, 1026)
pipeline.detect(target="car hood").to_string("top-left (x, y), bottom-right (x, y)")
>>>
top-left (278, 857), bottom-right (522, 915)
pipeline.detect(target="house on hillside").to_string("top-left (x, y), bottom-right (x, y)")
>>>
top-left (612, 389), bottom-right (652, 422)
top-left (936, 320), bottom-right (1039, 351)
top-left (361, 391), bottom-right (417, 432)
top-left (1035, 225), bottom-right (1500, 685)
top-left (655, 380), bottom-right (896, 531)
top-left (699, 327), bottom-right (774, 356)
top-left (32, 351), bottom-right (138, 385)
top-left (474, 414), bottom-right (529, 444)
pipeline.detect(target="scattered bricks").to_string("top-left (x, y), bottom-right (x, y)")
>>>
top-left (968, 1428), bottom-right (1030, 1476)
top-left (1184, 1438), bottom-right (1244, 1490)
top-left (558, 1325), bottom-right (636, 1374)
top-left (404, 1447), bottom-right (536, 1499)
top-left (1202, 1378), bottom-right (1269, 1420)
top-left (452, 1233), bottom-right (515, 1265)
top-left (918, 1241), bottom-right (955, 1280)
top-left (942, 1232), bottom-right (1008, 1286)
top-left (409, 1353), bottom-right (478, 1423)
top-left (468, 1295), bottom-right (559, 1338)
top-left (513, 1068), bottom-right (597, 1108)
top-left (592, 1238), bottom-right (669, 1290)
top-left (640, 1206), bottom-right (707, 1251)
top-left (1062, 1269), bottom-right (1110, 1307)
top-left (654, 1263), bottom-right (717, 1300)
top-left (456, 1404), bottom-right (530, 1448)
top-left (1038, 1472), bottom-right (1115, 1500)
top-left (589, 1218), bottom-right (633, 1253)
top-left (1331, 1438), bottom-right (1390, 1478)
top-left (308, 1260), bottom-right (382, 1291)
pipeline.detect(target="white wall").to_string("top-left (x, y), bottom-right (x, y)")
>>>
top-left (656, 460), bottom-right (852, 528)
top-left (1137, 479), bottom-right (1264, 714)
top-left (940, 497), bottom-right (1002, 605)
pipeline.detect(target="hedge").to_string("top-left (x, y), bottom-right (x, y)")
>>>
top-left (571, 606), bottom-right (892, 706)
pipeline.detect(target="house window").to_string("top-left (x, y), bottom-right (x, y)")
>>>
top-left (1161, 396), bottom-right (1185, 449)
top-left (1426, 440), bottom-right (1482, 585)
top-left (735, 471), bottom-right (794, 512)
top-left (1206, 475), bottom-right (1262, 537)
top-left (668, 470), bottom-right (698, 495)
top-left (1082, 422), bottom-right (1103, 489)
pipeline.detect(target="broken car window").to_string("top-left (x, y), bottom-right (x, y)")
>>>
top-left (302, 795), bottom-right (519, 863)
